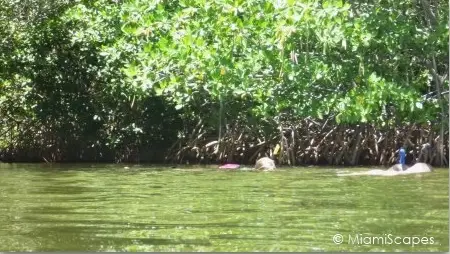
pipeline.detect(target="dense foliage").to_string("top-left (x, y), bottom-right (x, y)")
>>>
top-left (0, 0), bottom-right (448, 165)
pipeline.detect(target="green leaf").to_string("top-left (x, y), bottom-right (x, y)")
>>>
top-left (415, 101), bottom-right (423, 109)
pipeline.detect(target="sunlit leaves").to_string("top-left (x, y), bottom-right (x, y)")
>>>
top-left (332, 72), bottom-right (428, 124)
top-left (2, 0), bottom-right (447, 153)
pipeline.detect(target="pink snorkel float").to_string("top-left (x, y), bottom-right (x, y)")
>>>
top-left (218, 163), bottom-right (240, 169)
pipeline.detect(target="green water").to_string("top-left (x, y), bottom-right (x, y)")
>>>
top-left (0, 164), bottom-right (448, 252)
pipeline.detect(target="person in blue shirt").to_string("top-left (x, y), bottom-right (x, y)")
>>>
top-left (399, 147), bottom-right (406, 166)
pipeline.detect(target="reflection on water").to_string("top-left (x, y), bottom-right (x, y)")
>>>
top-left (0, 164), bottom-right (448, 251)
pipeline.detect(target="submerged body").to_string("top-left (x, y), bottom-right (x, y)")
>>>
top-left (255, 157), bottom-right (276, 171)
top-left (337, 163), bottom-right (433, 177)
top-left (403, 162), bottom-right (433, 174)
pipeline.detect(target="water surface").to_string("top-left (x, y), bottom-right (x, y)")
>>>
top-left (0, 164), bottom-right (447, 251)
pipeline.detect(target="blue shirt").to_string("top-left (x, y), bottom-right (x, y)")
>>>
top-left (399, 148), bottom-right (406, 165)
